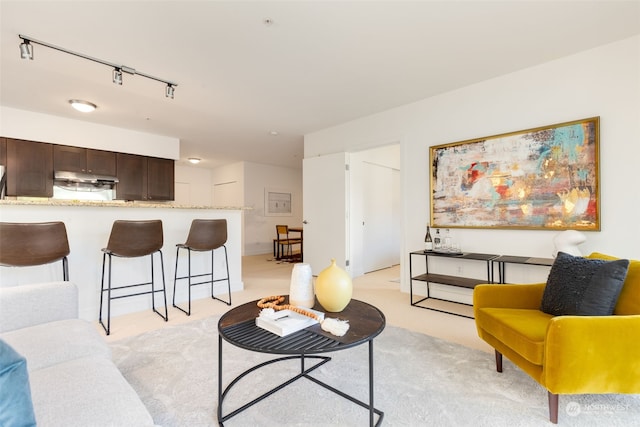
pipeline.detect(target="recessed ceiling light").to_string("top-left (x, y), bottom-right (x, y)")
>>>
top-left (69, 99), bottom-right (97, 113)
top-left (269, 130), bottom-right (279, 136)
top-left (188, 158), bottom-right (201, 164)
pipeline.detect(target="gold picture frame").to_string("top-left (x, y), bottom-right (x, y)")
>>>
top-left (430, 117), bottom-right (600, 230)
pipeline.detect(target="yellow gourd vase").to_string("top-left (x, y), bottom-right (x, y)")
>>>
top-left (315, 259), bottom-right (352, 312)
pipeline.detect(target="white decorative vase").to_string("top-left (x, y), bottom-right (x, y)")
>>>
top-left (289, 263), bottom-right (315, 308)
top-left (552, 230), bottom-right (587, 257)
top-left (315, 259), bottom-right (352, 312)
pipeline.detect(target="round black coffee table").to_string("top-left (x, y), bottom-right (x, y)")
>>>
top-left (217, 297), bottom-right (386, 426)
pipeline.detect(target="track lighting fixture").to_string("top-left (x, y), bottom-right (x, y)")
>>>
top-left (112, 68), bottom-right (123, 85)
top-left (18, 34), bottom-right (177, 98)
top-left (19, 39), bottom-right (33, 60)
top-left (165, 84), bottom-right (174, 99)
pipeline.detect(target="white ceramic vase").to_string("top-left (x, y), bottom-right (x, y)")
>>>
top-left (289, 263), bottom-right (315, 308)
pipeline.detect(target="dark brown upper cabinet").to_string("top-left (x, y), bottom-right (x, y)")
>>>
top-left (115, 153), bottom-right (147, 201)
top-left (147, 157), bottom-right (174, 201)
top-left (53, 145), bottom-right (116, 176)
top-left (0, 138), bottom-right (6, 167)
top-left (2, 137), bottom-right (173, 201)
top-left (116, 153), bottom-right (174, 201)
top-left (6, 138), bottom-right (53, 197)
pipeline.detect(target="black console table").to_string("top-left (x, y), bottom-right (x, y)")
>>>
top-left (409, 251), bottom-right (498, 318)
top-left (492, 255), bottom-right (554, 284)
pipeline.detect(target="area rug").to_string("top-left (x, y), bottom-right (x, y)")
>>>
top-left (111, 317), bottom-right (639, 426)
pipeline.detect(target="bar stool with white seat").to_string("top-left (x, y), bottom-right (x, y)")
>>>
top-left (0, 221), bottom-right (70, 280)
top-left (99, 219), bottom-right (168, 335)
top-left (173, 219), bottom-right (231, 316)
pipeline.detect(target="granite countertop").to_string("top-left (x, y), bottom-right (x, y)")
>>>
top-left (0, 198), bottom-right (248, 210)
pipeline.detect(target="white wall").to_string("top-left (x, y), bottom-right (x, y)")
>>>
top-left (243, 161), bottom-right (303, 256)
top-left (0, 106), bottom-right (179, 159)
top-left (305, 36), bottom-right (640, 295)
top-left (174, 164), bottom-right (213, 205)
top-left (211, 161), bottom-right (303, 256)
top-left (211, 162), bottom-right (244, 207)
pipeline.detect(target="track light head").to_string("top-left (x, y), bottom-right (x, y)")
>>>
top-left (165, 84), bottom-right (175, 99)
top-left (19, 39), bottom-right (33, 60)
top-left (112, 68), bottom-right (123, 85)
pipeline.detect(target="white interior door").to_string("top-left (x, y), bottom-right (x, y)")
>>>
top-left (362, 162), bottom-right (398, 272)
top-left (302, 152), bottom-right (348, 276)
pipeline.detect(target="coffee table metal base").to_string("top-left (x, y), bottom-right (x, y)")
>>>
top-left (217, 336), bottom-right (383, 426)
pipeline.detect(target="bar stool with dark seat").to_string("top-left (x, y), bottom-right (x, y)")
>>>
top-left (99, 219), bottom-right (168, 335)
top-left (173, 219), bottom-right (231, 316)
top-left (0, 221), bottom-right (70, 280)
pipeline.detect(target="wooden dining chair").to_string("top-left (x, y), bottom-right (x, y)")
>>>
top-left (274, 225), bottom-right (302, 262)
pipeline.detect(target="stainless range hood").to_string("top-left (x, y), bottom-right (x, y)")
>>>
top-left (54, 170), bottom-right (119, 190)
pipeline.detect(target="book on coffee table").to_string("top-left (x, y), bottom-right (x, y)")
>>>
top-left (256, 308), bottom-right (324, 337)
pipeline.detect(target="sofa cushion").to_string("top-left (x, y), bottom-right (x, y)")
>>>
top-left (588, 252), bottom-right (640, 315)
top-left (0, 319), bottom-right (111, 372)
top-left (476, 307), bottom-right (553, 365)
top-left (0, 282), bottom-right (78, 334)
top-left (29, 356), bottom-right (155, 427)
top-left (540, 252), bottom-right (629, 316)
top-left (0, 339), bottom-right (37, 427)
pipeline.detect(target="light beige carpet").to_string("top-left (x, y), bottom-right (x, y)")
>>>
top-left (111, 316), bottom-right (639, 426)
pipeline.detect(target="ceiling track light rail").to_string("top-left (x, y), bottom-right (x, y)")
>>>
top-left (18, 34), bottom-right (178, 98)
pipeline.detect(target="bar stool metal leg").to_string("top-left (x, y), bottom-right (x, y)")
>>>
top-left (99, 252), bottom-right (113, 336)
top-left (173, 245), bottom-right (231, 315)
top-left (211, 245), bottom-right (231, 306)
top-left (173, 219), bottom-right (232, 316)
top-left (173, 246), bottom-right (196, 316)
top-left (99, 250), bottom-right (168, 335)
top-left (151, 251), bottom-right (169, 321)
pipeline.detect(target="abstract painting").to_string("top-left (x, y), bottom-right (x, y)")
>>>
top-left (430, 117), bottom-right (600, 230)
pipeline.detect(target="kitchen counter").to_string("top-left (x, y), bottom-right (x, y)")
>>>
top-left (0, 201), bottom-right (245, 322)
top-left (0, 198), bottom-right (248, 210)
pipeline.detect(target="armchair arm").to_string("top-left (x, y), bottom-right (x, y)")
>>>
top-left (543, 314), bottom-right (640, 394)
top-left (0, 282), bottom-right (78, 333)
top-left (473, 283), bottom-right (546, 313)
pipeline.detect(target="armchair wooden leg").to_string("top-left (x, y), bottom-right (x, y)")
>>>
top-left (548, 392), bottom-right (559, 424)
top-left (495, 350), bottom-right (503, 373)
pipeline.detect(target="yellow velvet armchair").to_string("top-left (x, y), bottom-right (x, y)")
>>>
top-left (474, 252), bottom-right (640, 423)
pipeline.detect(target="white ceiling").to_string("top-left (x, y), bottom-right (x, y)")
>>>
top-left (1, 1), bottom-right (639, 169)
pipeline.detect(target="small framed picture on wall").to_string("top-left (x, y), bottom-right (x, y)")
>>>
top-left (265, 188), bottom-right (292, 216)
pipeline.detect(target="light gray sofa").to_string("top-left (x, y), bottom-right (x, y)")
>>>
top-left (0, 281), bottom-right (155, 426)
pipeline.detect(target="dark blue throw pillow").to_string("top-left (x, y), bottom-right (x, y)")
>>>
top-left (540, 251), bottom-right (630, 316)
top-left (0, 339), bottom-right (37, 427)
